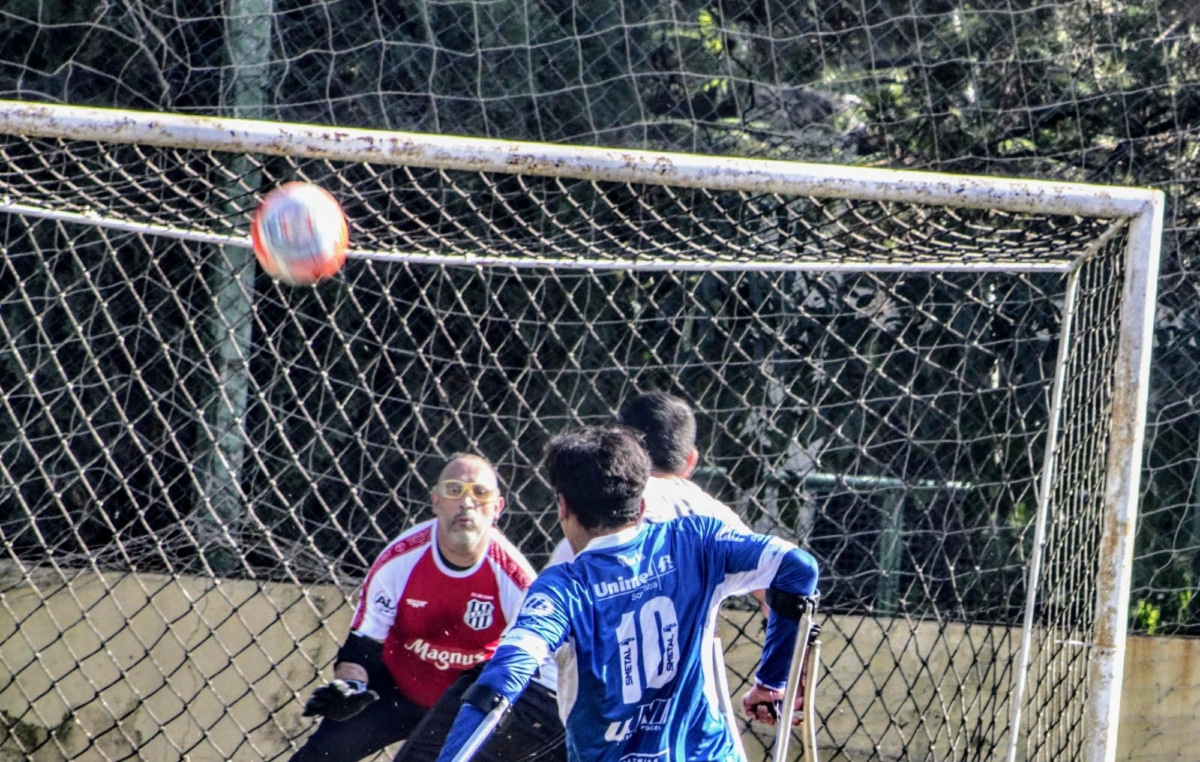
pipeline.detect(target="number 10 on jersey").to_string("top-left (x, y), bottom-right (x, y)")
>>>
top-left (616, 596), bottom-right (680, 703)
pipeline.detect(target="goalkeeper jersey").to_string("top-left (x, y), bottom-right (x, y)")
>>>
top-left (349, 519), bottom-right (536, 708)
top-left (501, 515), bottom-right (818, 762)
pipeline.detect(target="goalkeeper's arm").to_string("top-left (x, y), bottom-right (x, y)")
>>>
top-left (302, 633), bottom-right (383, 721)
top-left (433, 644), bottom-right (541, 762)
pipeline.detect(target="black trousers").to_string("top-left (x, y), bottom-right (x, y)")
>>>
top-left (396, 665), bottom-right (566, 762)
top-left (288, 665), bottom-right (566, 762)
top-left (287, 661), bottom-right (425, 762)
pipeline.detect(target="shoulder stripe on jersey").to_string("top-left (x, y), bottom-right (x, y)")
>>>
top-left (487, 530), bottom-right (536, 589)
top-left (350, 523), bottom-right (433, 630)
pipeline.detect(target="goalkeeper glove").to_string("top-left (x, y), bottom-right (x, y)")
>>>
top-left (302, 679), bottom-right (380, 721)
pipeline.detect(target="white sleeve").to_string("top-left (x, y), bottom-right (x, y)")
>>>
top-left (643, 477), bottom-right (753, 534)
top-left (544, 538), bottom-right (576, 568)
top-left (495, 564), bottom-right (532, 625)
top-left (691, 493), bottom-right (753, 534)
top-left (352, 552), bottom-right (420, 641)
top-left (485, 531), bottom-right (539, 624)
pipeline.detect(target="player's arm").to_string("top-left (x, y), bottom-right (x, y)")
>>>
top-left (434, 577), bottom-right (571, 762)
top-left (303, 558), bottom-right (404, 721)
top-left (693, 516), bottom-right (820, 723)
top-left (433, 642), bottom-right (543, 762)
top-left (742, 547), bottom-right (819, 725)
top-left (303, 633), bottom-right (383, 720)
top-left (699, 514), bottom-right (818, 647)
top-left (756, 547), bottom-right (818, 688)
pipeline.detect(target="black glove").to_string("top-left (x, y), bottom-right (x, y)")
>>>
top-left (302, 679), bottom-right (380, 721)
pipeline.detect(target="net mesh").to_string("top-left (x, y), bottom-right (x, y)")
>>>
top-left (1020, 248), bottom-right (1126, 762)
top-left (2, 0), bottom-right (1191, 759)
top-left (0, 135), bottom-right (1115, 271)
top-left (0, 135), bottom-right (1133, 760)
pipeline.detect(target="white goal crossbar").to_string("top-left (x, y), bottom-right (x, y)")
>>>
top-left (0, 100), bottom-right (1158, 272)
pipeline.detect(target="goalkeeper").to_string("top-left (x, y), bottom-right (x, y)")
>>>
top-left (288, 454), bottom-right (562, 762)
top-left (430, 426), bottom-right (820, 762)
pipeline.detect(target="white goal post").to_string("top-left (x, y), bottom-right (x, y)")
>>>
top-left (0, 100), bottom-right (1162, 762)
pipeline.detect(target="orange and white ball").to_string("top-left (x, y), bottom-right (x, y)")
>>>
top-left (251, 182), bottom-right (349, 286)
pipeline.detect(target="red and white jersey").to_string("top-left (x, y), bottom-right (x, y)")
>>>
top-left (349, 519), bottom-right (536, 708)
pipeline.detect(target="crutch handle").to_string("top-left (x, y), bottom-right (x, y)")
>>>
top-left (773, 601), bottom-right (817, 762)
top-left (447, 698), bottom-right (511, 762)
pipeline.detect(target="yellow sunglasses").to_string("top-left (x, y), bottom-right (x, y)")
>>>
top-left (435, 479), bottom-right (500, 502)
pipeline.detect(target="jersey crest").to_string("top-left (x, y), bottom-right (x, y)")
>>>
top-left (464, 598), bottom-right (496, 630)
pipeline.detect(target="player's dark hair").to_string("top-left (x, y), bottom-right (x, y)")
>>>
top-left (618, 391), bottom-right (696, 474)
top-left (544, 426), bottom-right (650, 531)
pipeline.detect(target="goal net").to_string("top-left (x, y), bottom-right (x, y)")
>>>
top-left (0, 102), bottom-right (1161, 762)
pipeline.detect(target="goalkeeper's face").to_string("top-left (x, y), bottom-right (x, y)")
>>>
top-left (431, 457), bottom-right (505, 562)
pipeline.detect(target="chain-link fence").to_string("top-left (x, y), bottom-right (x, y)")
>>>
top-left (1, 1), bottom-right (1198, 761)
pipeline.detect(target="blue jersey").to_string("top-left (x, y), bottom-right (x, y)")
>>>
top-left (500, 516), bottom-right (818, 762)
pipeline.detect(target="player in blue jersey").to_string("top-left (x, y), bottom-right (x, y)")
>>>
top-left (432, 426), bottom-right (820, 762)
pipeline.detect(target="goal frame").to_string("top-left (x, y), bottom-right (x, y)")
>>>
top-left (0, 100), bottom-right (1164, 762)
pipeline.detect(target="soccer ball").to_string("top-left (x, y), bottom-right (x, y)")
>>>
top-left (250, 182), bottom-right (349, 285)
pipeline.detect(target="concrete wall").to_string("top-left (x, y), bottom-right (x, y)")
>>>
top-left (0, 571), bottom-right (353, 761)
top-left (0, 571), bottom-right (1196, 761)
